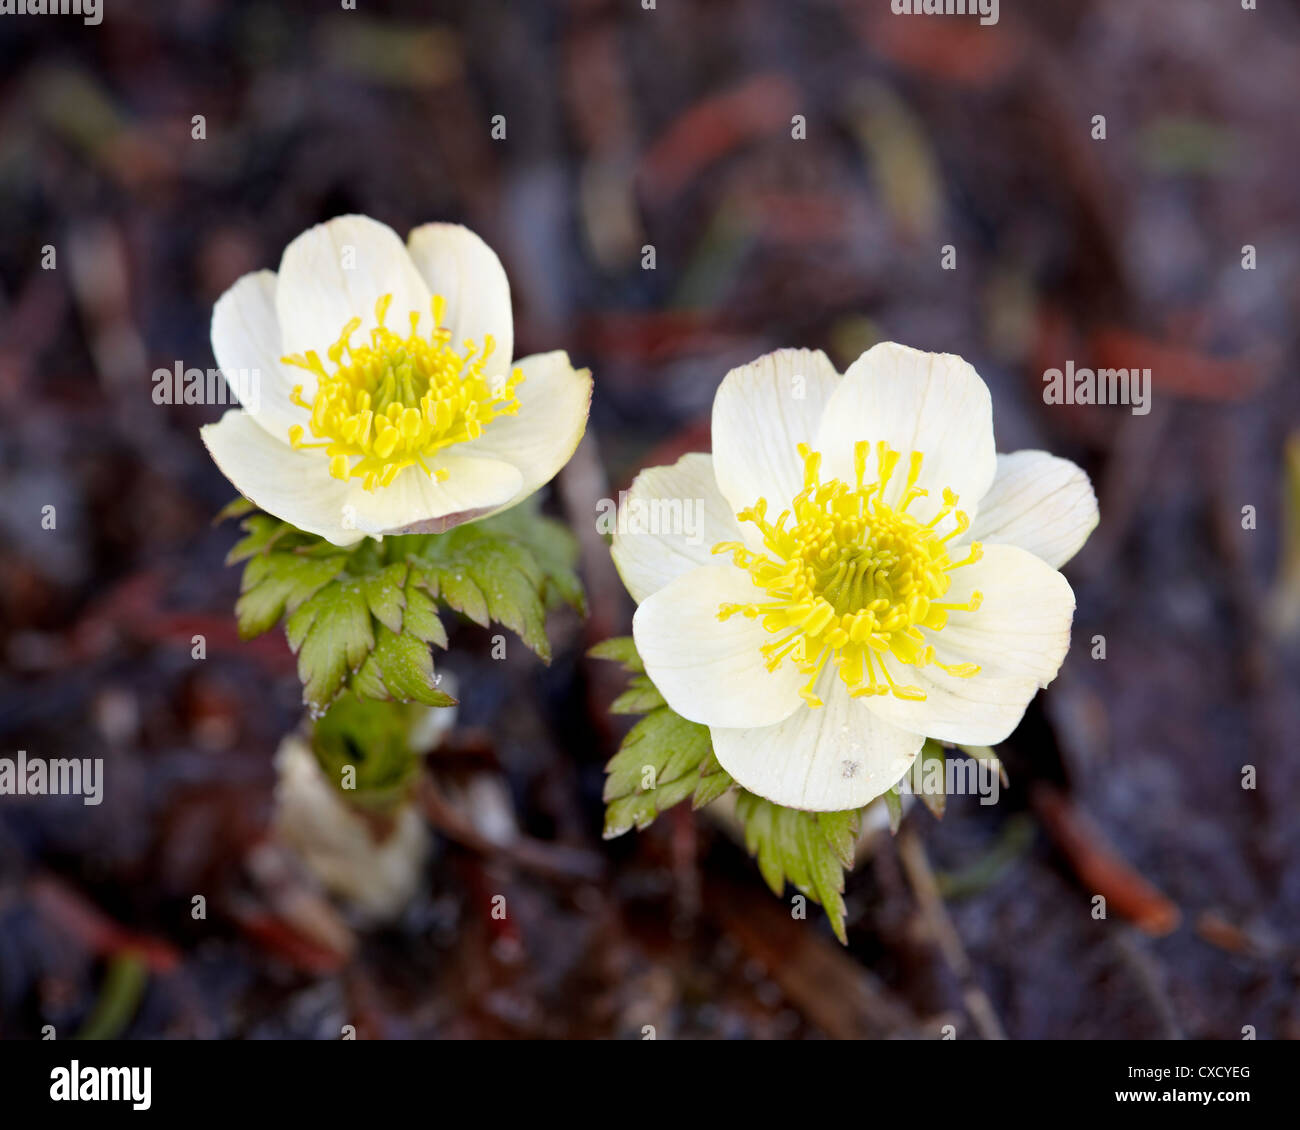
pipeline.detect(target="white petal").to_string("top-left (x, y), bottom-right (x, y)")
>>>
top-left (610, 453), bottom-right (747, 604)
top-left (200, 409), bottom-right (364, 547)
top-left (453, 350), bottom-right (591, 516)
top-left (202, 410), bottom-right (524, 544)
top-left (209, 270), bottom-right (303, 441)
top-left (710, 671), bottom-right (923, 811)
top-left (969, 450), bottom-right (1099, 569)
top-left (860, 545), bottom-right (1076, 744)
top-left (816, 343), bottom-right (996, 526)
top-left (862, 659), bottom-right (1043, 747)
top-left (275, 215), bottom-right (432, 360)
top-left (406, 223), bottom-right (513, 378)
top-left (930, 543), bottom-right (1075, 684)
top-left (632, 565), bottom-right (804, 729)
top-left (711, 348), bottom-right (842, 516)
top-left (348, 455), bottom-right (524, 537)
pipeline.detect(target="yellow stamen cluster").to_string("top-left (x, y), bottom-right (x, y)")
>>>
top-left (284, 293), bottom-right (523, 491)
top-left (714, 441), bottom-right (984, 708)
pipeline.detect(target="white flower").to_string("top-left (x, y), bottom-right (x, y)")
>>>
top-left (273, 733), bottom-right (431, 923)
top-left (612, 344), bottom-right (1098, 812)
top-left (201, 215), bottom-right (591, 546)
top-left (272, 691), bottom-right (457, 923)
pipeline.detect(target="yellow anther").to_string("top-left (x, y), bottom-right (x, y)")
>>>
top-left (283, 292), bottom-right (523, 491)
top-left (712, 442), bottom-right (984, 707)
top-left (935, 659), bottom-right (981, 678)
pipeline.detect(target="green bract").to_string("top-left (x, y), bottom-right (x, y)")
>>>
top-left (592, 635), bottom-right (867, 944)
top-left (222, 496), bottom-right (584, 714)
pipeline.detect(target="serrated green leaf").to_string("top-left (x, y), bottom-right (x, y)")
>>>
top-left (597, 637), bottom-right (733, 834)
top-left (411, 529), bottom-right (547, 655)
top-left (587, 636), bottom-right (644, 673)
top-left (600, 706), bottom-right (716, 838)
top-left (602, 707), bottom-right (708, 800)
top-left (481, 500), bottom-right (586, 615)
top-left (776, 808), bottom-right (814, 892)
top-left (603, 792), bottom-right (660, 838)
top-left (818, 809), bottom-right (859, 869)
top-left (468, 543), bottom-right (550, 659)
top-left (610, 675), bottom-right (666, 714)
top-left (738, 797), bottom-right (782, 894)
top-left (691, 750), bottom-right (735, 809)
top-left (958, 743), bottom-right (1008, 787)
top-left (226, 513), bottom-right (292, 565)
top-left (214, 495), bottom-right (257, 525)
top-left (402, 584), bottom-right (447, 649)
top-left (234, 552), bottom-right (349, 640)
top-left (286, 581), bottom-right (374, 709)
top-left (649, 775), bottom-right (697, 813)
top-left (883, 787), bottom-right (903, 835)
top-left (353, 623), bottom-right (456, 708)
top-left (733, 790), bottom-right (862, 943)
top-left (223, 503), bottom-right (584, 710)
top-left (391, 500), bottom-right (585, 661)
top-left (800, 816), bottom-right (849, 943)
top-left (432, 566), bottom-right (490, 626)
top-left (594, 633), bottom-right (859, 942)
top-left (359, 562), bottom-right (408, 633)
top-left (916, 738), bottom-right (947, 819)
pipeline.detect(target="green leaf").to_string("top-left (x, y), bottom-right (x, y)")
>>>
top-left (818, 809), bottom-right (859, 869)
top-left (224, 501), bottom-right (584, 712)
top-left (213, 495), bottom-right (257, 525)
top-left (235, 551), bottom-right (349, 640)
top-left (883, 787), bottom-right (903, 835)
top-left (286, 580), bottom-right (374, 707)
top-left (402, 584), bottom-right (448, 649)
top-left (353, 624), bottom-right (456, 708)
top-left (359, 563), bottom-right (408, 633)
top-left (592, 632), bottom-right (873, 943)
top-left (418, 560), bottom-right (490, 627)
top-left (473, 543), bottom-right (549, 655)
top-left (610, 675), bottom-right (665, 715)
top-left (915, 738), bottom-right (947, 820)
top-left (586, 635), bottom-right (643, 673)
top-left (691, 750), bottom-right (734, 810)
top-left (483, 501), bottom-right (588, 616)
top-left (600, 706), bottom-right (724, 837)
top-left (226, 512), bottom-right (293, 565)
top-left (310, 692), bottom-right (422, 808)
top-left (958, 743), bottom-right (1008, 787)
top-left (593, 637), bottom-right (736, 837)
top-left (397, 500), bottom-right (583, 663)
top-left (734, 791), bottom-right (862, 944)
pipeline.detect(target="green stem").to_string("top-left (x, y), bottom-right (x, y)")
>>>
top-left (76, 952), bottom-right (148, 1040)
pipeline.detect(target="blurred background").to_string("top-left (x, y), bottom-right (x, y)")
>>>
top-left (1, 0), bottom-right (1298, 1039)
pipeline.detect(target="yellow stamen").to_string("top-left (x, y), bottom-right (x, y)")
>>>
top-left (713, 442), bottom-right (983, 706)
top-left (283, 294), bottom-right (523, 491)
